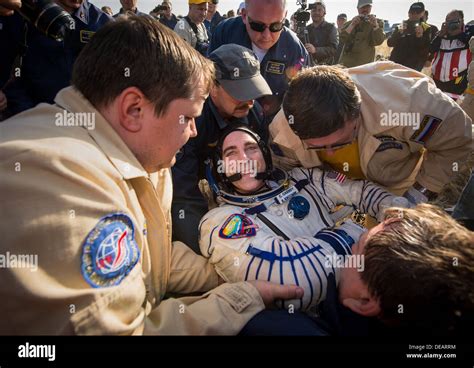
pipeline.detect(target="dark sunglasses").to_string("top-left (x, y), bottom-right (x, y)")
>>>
top-left (247, 16), bottom-right (285, 33)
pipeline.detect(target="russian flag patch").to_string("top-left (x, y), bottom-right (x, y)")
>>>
top-left (410, 115), bottom-right (443, 145)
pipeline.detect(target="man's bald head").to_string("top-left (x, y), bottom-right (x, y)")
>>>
top-left (245, 0), bottom-right (286, 11)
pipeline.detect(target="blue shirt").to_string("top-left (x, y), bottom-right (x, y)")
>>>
top-left (2, 1), bottom-right (112, 115)
top-left (159, 14), bottom-right (178, 30)
top-left (209, 16), bottom-right (309, 118)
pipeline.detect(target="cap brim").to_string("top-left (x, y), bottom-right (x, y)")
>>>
top-left (358, 2), bottom-right (372, 8)
top-left (219, 74), bottom-right (272, 101)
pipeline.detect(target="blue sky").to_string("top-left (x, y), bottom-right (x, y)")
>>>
top-left (93, 0), bottom-right (473, 28)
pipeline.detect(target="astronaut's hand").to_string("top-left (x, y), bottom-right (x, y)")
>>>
top-left (248, 280), bottom-right (304, 308)
top-left (0, 0), bottom-right (21, 16)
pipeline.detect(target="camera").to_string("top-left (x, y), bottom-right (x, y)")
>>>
top-left (156, 5), bottom-right (169, 12)
top-left (403, 20), bottom-right (420, 36)
top-left (447, 20), bottom-right (461, 32)
top-left (294, 0), bottom-right (311, 44)
top-left (17, 0), bottom-right (75, 42)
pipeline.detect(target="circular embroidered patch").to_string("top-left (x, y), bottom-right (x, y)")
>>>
top-left (81, 213), bottom-right (140, 288)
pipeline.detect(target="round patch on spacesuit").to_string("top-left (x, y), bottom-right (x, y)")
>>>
top-left (288, 195), bottom-right (310, 220)
top-left (219, 214), bottom-right (258, 239)
top-left (81, 213), bottom-right (140, 288)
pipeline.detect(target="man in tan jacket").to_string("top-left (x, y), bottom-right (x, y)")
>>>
top-left (270, 62), bottom-right (473, 203)
top-left (0, 16), bottom-right (303, 335)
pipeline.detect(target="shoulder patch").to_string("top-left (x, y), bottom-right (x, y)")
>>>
top-left (81, 213), bottom-right (140, 288)
top-left (376, 141), bottom-right (403, 152)
top-left (410, 115), bottom-right (443, 145)
top-left (219, 214), bottom-right (258, 239)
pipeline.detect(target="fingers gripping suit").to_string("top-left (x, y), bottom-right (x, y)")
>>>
top-left (199, 167), bottom-right (398, 311)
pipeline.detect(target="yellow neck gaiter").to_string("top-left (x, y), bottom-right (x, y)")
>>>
top-left (318, 140), bottom-right (365, 180)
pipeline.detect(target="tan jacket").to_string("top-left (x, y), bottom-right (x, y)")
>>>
top-left (269, 62), bottom-right (473, 194)
top-left (0, 87), bottom-right (264, 335)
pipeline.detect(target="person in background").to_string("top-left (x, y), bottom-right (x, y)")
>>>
top-left (209, 0), bottom-right (309, 122)
top-left (101, 5), bottom-right (113, 16)
top-left (1, 0), bottom-right (112, 117)
top-left (156, 1), bottom-right (178, 30)
top-left (174, 0), bottom-right (209, 56)
top-left (339, 0), bottom-right (385, 67)
top-left (304, 1), bottom-right (338, 65)
top-left (430, 9), bottom-right (474, 101)
top-left (460, 37), bottom-right (474, 120)
top-left (387, 2), bottom-right (432, 72)
top-left (204, 0), bottom-right (223, 36)
top-left (337, 13), bottom-right (347, 32)
top-left (114, 0), bottom-right (147, 17)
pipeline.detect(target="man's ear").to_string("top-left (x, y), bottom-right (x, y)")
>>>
top-left (117, 87), bottom-right (146, 133)
top-left (342, 297), bottom-right (381, 317)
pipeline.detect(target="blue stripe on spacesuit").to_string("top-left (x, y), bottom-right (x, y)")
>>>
top-left (284, 243), bottom-right (303, 310)
top-left (295, 241), bottom-right (316, 309)
top-left (255, 258), bottom-right (265, 280)
top-left (315, 231), bottom-right (349, 256)
top-left (267, 240), bottom-right (276, 282)
top-left (363, 186), bottom-right (378, 214)
top-left (244, 252), bottom-right (257, 282)
top-left (246, 243), bottom-right (323, 262)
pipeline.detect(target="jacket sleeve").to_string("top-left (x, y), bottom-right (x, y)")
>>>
top-left (314, 25), bottom-right (338, 61)
top-left (167, 240), bottom-right (219, 295)
top-left (144, 282), bottom-right (265, 335)
top-left (387, 27), bottom-right (401, 47)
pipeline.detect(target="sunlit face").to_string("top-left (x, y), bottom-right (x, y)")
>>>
top-left (135, 82), bottom-right (207, 172)
top-left (358, 4), bottom-right (372, 16)
top-left (207, 2), bottom-right (216, 15)
top-left (242, 1), bottom-right (287, 51)
top-left (445, 11), bottom-right (463, 36)
top-left (221, 131), bottom-right (266, 194)
top-left (189, 3), bottom-right (208, 24)
top-left (120, 0), bottom-right (138, 11)
top-left (210, 85), bottom-right (254, 119)
top-left (408, 10), bottom-right (424, 22)
top-left (311, 5), bottom-right (325, 23)
top-left (162, 2), bottom-right (172, 17)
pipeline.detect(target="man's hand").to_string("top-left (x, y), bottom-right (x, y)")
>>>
top-left (304, 43), bottom-right (316, 54)
top-left (439, 22), bottom-right (448, 38)
top-left (0, 0), bottom-right (21, 16)
top-left (248, 280), bottom-right (304, 308)
top-left (0, 91), bottom-right (7, 112)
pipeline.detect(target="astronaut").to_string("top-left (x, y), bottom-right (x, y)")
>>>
top-left (199, 125), bottom-right (406, 311)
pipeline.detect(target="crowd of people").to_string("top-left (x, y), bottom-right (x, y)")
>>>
top-left (0, 0), bottom-right (473, 337)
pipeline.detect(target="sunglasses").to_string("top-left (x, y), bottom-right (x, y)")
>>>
top-left (247, 16), bottom-right (285, 33)
top-left (303, 125), bottom-right (357, 152)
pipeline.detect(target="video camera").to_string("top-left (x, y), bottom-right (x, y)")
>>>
top-left (17, 0), bottom-right (75, 41)
top-left (294, 0), bottom-right (311, 44)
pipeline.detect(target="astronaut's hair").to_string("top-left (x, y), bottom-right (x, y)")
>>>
top-left (282, 65), bottom-right (361, 139)
top-left (72, 16), bottom-right (214, 117)
top-left (362, 204), bottom-right (474, 335)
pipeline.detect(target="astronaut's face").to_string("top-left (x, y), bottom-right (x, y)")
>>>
top-left (221, 131), bottom-right (266, 194)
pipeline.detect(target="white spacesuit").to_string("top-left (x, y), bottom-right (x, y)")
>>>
top-left (200, 162), bottom-right (403, 311)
